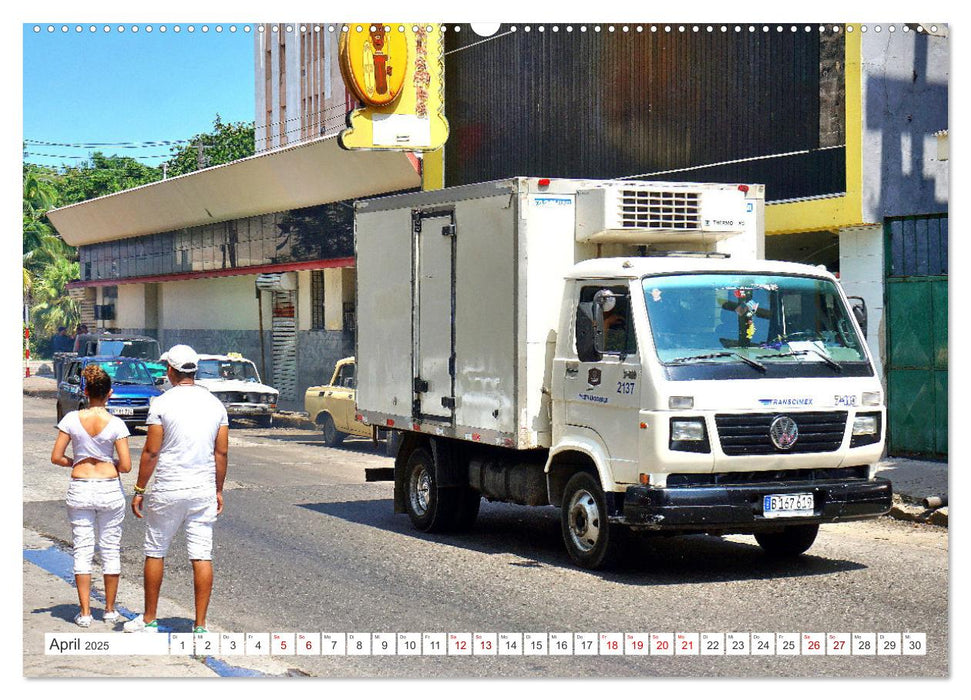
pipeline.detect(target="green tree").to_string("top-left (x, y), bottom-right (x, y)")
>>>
top-left (165, 115), bottom-right (255, 176)
top-left (29, 255), bottom-right (80, 337)
top-left (22, 166), bottom-right (68, 287)
top-left (53, 152), bottom-right (162, 205)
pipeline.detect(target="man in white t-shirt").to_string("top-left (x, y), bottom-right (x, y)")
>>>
top-left (124, 344), bottom-right (229, 633)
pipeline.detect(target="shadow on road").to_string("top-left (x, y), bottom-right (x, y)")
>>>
top-left (248, 432), bottom-right (387, 455)
top-left (298, 498), bottom-right (866, 585)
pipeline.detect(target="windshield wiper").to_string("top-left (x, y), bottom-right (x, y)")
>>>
top-left (756, 348), bottom-right (842, 372)
top-left (669, 352), bottom-right (766, 372)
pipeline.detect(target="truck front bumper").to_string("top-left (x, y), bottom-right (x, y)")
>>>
top-left (622, 477), bottom-right (892, 531)
top-left (225, 403), bottom-right (276, 416)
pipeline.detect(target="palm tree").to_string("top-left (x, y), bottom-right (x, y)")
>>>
top-left (29, 256), bottom-right (80, 337)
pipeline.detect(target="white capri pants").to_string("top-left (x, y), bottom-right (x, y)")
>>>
top-left (143, 487), bottom-right (218, 560)
top-left (66, 478), bottom-right (126, 576)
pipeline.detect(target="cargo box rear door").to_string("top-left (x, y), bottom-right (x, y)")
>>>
top-left (414, 210), bottom-right (456, 422)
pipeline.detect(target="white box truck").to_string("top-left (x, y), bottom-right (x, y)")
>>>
top-left (355, 177), bottom-right (891, 569)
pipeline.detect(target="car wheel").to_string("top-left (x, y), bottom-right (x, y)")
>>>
top-left (321, 414), bottom-right (346, 447)
top-left (560, 471), bottom-right (623, 570)
top-left (404, 447), bottom-right (458, 532)
top-left (257, 414), bottom-right (273, 428)
top-left (754, 524), bottom-right (819, 557)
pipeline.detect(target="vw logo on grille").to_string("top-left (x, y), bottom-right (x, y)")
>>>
top-left (769, 415), bottom-right (799, 450)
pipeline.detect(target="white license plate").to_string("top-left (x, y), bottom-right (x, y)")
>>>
top-left (763, 493), bottom-right (814, 518)
top-left (109, 407), bottom-right (135, 416)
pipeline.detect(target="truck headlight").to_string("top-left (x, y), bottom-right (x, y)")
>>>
top-left (850, 412), bottom-right (882, 448)
top-left (669, 418), bottom-right (710, 454)
top-left (852, 415), bottom-right (878, 436)
top-left (862, 391), bottom-right (882, 406)
top-left (671, 420), bottom-right (705, 441)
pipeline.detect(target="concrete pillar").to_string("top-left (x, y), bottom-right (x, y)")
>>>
top-left (838, 224), bottom-right (885, 383)
top-left (324, 267), bottom-right (344, 331)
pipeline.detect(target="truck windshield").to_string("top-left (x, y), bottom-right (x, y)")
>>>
top-left (198, 359), bottom-right (261, 383)
top-left (97, 360), bottom-right (154, 385)
top-left (99, 339), bottom-right (160, 361)
top-left (642, 274), bottom-right (867, 366)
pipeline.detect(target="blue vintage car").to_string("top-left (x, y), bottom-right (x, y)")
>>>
top-left (56, 356), bottom-right (164, 430)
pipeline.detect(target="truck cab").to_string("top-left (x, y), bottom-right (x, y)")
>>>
top-left (548, 257), bottom-right (889, 567)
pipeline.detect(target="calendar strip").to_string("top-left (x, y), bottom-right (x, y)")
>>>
top-left (45, 632), bottom-right (927, 656)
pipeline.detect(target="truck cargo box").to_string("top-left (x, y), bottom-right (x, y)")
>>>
top-left (355, 177), bottom-right (764, 451)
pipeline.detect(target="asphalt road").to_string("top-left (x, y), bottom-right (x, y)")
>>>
top-left (22, 395), bottom-right (949, 678)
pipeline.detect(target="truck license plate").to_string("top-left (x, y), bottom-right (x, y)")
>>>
top-left (762, 493), bottom-right (813, 518)
top-left (109, 407), bottom-right (135, 416)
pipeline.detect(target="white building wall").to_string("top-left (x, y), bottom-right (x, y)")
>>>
top-left (838, 225), bottom-right (885, 382)
top-left (159, 276), bottom-right (270, 331)
top-left (115, 284), bottom-right (146, 329)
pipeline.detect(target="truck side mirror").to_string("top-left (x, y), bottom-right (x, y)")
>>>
top-left (847, 296), bottom-right (868, 338)
top-left (592, 296), bottom-right (607, 355)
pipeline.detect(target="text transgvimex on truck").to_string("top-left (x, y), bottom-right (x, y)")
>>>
top-left (353, 177), bottom-right (892, 569)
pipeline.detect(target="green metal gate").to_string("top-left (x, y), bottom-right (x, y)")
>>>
top-left (885, 215), bottom-right (948, 458)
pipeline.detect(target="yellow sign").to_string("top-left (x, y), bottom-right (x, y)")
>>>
top-left (339, 24), bottom-right (408, 107)
top-left (339, 23), bottom-right (449, 152)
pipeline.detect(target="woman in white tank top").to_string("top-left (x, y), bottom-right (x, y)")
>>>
top-left (51, 364), bottom-right (132, 627)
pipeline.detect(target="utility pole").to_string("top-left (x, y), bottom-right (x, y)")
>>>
top-left (195, 140), bottom-right (208, 170)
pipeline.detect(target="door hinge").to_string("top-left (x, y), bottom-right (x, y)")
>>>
top-left (412, 209), bottom-right (423, 233)
top-left (414, 378), bottom-right (429, 393)
top-left (442, 223), bottom-right (456, 237)
top-left (441, 396), bottom-right (456, 410)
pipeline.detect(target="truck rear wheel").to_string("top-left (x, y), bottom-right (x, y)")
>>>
top-left (754, 524), bottom-right (819, 557)
top-left (560, 472), bottom-right (622, 570)
top-left (404, 448), bottom-right (458, 532)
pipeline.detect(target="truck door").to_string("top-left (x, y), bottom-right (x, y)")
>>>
top-left (562, 282), bottom-right (642, 477)
top-left (413, 209), bottom-right (456, 422)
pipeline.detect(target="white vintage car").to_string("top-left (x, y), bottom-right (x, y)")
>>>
top-left (195, 353), bottom-right (278, 427)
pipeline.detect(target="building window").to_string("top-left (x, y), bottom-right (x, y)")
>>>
top-left (311, 270), bottom-right (326, 330)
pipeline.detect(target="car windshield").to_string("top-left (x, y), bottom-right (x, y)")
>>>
top-left (99, 339), bottom-right (160, 361)
top-left (197, 359), bottom-right (261, 383)
top-left (96, 360), bottom-right (154, 385)
top-left (642, 273), bottom-right (868, 365)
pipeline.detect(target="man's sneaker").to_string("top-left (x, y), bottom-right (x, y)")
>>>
top-left (74, 613), bottom-right (93, 628)
top-left (123, 614), bottom-right (159, 633)
top-left (193, 626), bottom-right (209, 634)
top-left (103, 610), bottom-right (121, 624)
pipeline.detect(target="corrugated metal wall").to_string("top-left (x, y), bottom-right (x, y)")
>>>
top-left (444, 25), bottom-right (844, 201)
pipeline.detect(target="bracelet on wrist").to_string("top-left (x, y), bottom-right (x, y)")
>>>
top-left (133, 485), bottom-right (146, 495)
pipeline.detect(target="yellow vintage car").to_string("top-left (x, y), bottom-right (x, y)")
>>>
top-left (305, 357), bottom-right (373, 446)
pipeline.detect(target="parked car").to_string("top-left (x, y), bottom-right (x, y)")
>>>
top-left (195, 353), bottom-right (278, 427)
top-left (56, 356), bottom-right (164, 430)
top-left (305, 357), bottom-right (399, 455)
top-left (57, 332), bottom-right (168, 382)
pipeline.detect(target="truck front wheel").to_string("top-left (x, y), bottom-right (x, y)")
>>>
top-left (560, 472), bottom-right (622, 570)
top-left (404, 448), bottom-right (457, 532)
top-left (754, 524), bottom-right (819, 557)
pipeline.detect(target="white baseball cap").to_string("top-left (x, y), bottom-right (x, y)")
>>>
top-left (160, 344), bottom-right (199, 372)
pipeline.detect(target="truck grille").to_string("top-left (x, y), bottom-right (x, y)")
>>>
top-left (619, 189), bottom-right (700, 230)
top-left (715, 411), bottom-right (848, 455)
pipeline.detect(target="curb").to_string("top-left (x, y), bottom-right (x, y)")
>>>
top-left (888, 495), bottom-right (948, 528)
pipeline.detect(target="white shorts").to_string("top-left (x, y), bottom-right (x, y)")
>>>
top-left (143, 487), bottom-right (218, 560)
top-left (66, 478), bottom-right (126, 576)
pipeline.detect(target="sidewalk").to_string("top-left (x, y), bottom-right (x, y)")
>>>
top-left (22, 529), bottom-right (294, 678)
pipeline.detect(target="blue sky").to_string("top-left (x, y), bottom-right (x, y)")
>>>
top-left (23, 23), bottom-right (255, 168)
